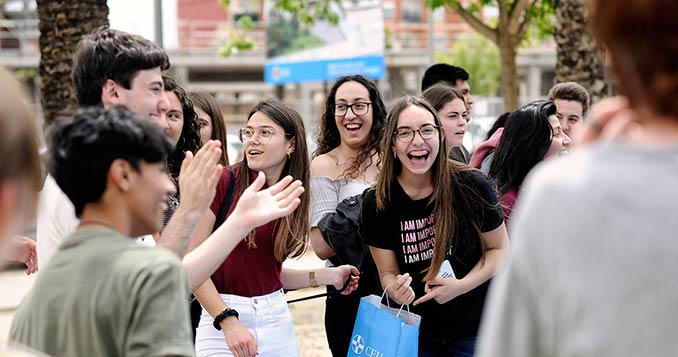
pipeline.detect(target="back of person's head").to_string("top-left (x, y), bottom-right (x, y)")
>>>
top-left (489, 100), bottom-right (556, 193)
top-left (486, 112), bottom-right (511, 140)
top-left (189, 90), bottom-right (229, 166)
top-left (0, 69), bottom-right (41, 238)
top-left (421, 84), bottom-right (466, 111)
top-left (162, 76), bottom-right (200, 182)
top-left (49, 106), bottom-right (174, 217)
top-left (72, 28), bottom-right (170, 107)
top-left (589, 0), bottom-right (677, 118)
top-left (548, 82), bottom-right (591, 116)
top-left (421, 64), bottom-right (469, 92)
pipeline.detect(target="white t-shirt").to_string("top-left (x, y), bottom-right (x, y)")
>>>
top-left (37, 175), bottom-right (155, 267)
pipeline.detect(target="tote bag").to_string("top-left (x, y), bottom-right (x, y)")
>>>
top-left (347, 294), bottom-right (421, 357)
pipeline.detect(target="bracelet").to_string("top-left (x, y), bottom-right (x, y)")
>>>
top-left (213, 307), bottom-right (239, 331)
top-left (309, 270), bottom-right (319, 288)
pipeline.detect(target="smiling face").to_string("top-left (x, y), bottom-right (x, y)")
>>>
top-left (243, 111), bottom-right (294, 183)
top-left (127, 161), bottom-right (176, 237)
top-left (113, 67), bottom-right (169, 121)
top-left (437, 97), bottom-right (468, 152)
top-left (392, 105), bottom-right (441, 178)
top-left (546, 114), bottom-right (572, 158)
top-left (195, 106), bottom-right (213, 145)
top-left (334, 81), bottom-right (373, 149)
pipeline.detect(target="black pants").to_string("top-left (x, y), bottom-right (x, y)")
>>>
top-left (324, 290), bottom-right (361, 357)
top-left (190, 296), bottom-right (202, 343)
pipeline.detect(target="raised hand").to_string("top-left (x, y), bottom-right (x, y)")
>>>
top-left (413, 277), bottom-right (467, 306)
top-left (576, 96), bottom-right (640, 146)
top-left (177, 140), bottom-right (223, 217)
top-left (229, 172), bottom-right (304, 231)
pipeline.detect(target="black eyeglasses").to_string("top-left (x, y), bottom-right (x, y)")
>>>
top-left (393, 124), bottom-right (440, 143)
top-left (333, 102), bottom-right (371, 117)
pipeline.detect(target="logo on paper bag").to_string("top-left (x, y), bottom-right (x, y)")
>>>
top-left (351, 334), bottom-right (365, 354)
top-left (351, 334), bottom-right (384, 356)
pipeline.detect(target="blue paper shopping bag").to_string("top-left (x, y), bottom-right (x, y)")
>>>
top-left (347, 294), bottom-right (421, 357)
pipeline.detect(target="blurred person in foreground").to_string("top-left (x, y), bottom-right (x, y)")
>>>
top-left (0, 69), bottom-right (42, 355)
top-left (477, 0), bottom-right (678, 356)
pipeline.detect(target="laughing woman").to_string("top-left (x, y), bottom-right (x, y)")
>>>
top-left (309, 74), bottom-right (386, 356)
top-left (361, 96), bottom-right (509, 357)
top-left (188, 99), bottom-right (358, 357)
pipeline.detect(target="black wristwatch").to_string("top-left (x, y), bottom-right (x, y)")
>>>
top-left (213, 308), bottom-right (239, 331)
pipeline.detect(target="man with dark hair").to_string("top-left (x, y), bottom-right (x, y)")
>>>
top-left (548, 82), bottom-right (590, 140)
top-left (421, 63), bottom-right (474, 163)
top-left (421, 63), bottom-right (474, 111)
top-left (37, 28), bottom-right (177, 265)
top-left (37, 28), bottom-right (290, 294)
top-left (11, 106), bottom-right (304, 356)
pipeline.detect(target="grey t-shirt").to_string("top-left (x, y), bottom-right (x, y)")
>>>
top-left (10, 228), bottom-right (194, 357)
top-left (477, 141), bottom-right (678, 356)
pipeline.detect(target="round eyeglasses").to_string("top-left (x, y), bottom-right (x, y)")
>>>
top-left (239, 127), bottom-right (289, 143)
top-left (333, 102), bottom-right (371, 117)
top-left (393, 125), bottom-right (440, 143)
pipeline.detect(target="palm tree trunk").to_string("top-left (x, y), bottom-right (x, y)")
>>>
top-left (37, 0), bottom-right (109, 130)
top-left (553, 0), bottom-right (608, 103)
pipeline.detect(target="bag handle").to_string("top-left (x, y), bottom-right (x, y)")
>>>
top-left (212, 168), bottom-right (235, 233)
top-left (285, 273), bottom-right (358, 304)
top-left (382, 282), bottom-right (411, 318)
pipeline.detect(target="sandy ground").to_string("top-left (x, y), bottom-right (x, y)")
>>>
top-left (287, 287), bottom-right (333, 356)
top-left (1, 251), bottom-right (333, 356)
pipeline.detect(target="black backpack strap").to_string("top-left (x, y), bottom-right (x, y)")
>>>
top-left (212, 168), bottom-right (236, 233)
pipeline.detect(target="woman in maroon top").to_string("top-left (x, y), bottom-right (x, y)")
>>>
top-left (189, 99), bottom-right (359, 357)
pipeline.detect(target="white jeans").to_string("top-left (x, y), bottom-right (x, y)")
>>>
top-left (195, 290), bottom-right (300, 357)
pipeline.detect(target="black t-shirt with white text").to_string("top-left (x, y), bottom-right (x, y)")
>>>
top-left (361, 170), bottom-right (503, 339)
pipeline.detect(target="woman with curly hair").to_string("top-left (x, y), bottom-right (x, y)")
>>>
top-left (161, 76), bottom-right (202, 230)
top-left (310, 74), bottom-right (387, 356)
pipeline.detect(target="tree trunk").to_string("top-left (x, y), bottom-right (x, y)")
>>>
top-left (37, 0), bottom-right (109, 130)
top-left (497, 35), bottom-right (519, 111)
top-left (553, 0), bottom-right (608, 103)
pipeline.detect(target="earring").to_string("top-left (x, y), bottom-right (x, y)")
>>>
top-left (287, 152), bottom-right (291, 159)
top-left (393, 151), bottom-right (397, 158)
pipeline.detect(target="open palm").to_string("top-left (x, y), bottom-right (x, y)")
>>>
top-left (231, 172), bottom-right (304, 229)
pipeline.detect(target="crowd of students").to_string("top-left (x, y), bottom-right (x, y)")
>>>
top-left (1, 0), bottom-right (676, 355)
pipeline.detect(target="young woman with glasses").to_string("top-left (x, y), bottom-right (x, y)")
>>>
top-left (309, 75), bottom-right (387, 356)
top-left (188, 98), bottom-right (359, 357)
top-left (361, 96), bottom-right (509, 356)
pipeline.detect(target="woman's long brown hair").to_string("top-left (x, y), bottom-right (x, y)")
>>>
top-left (375, 96), bottom-right (489, 281)
top-left (235, 99), bottom-right (310, 262)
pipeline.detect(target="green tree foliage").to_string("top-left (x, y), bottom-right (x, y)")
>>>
top-left (436, 34), bottom-right (500, 96)
top-left (425, 0), bottom-right (554, 110)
